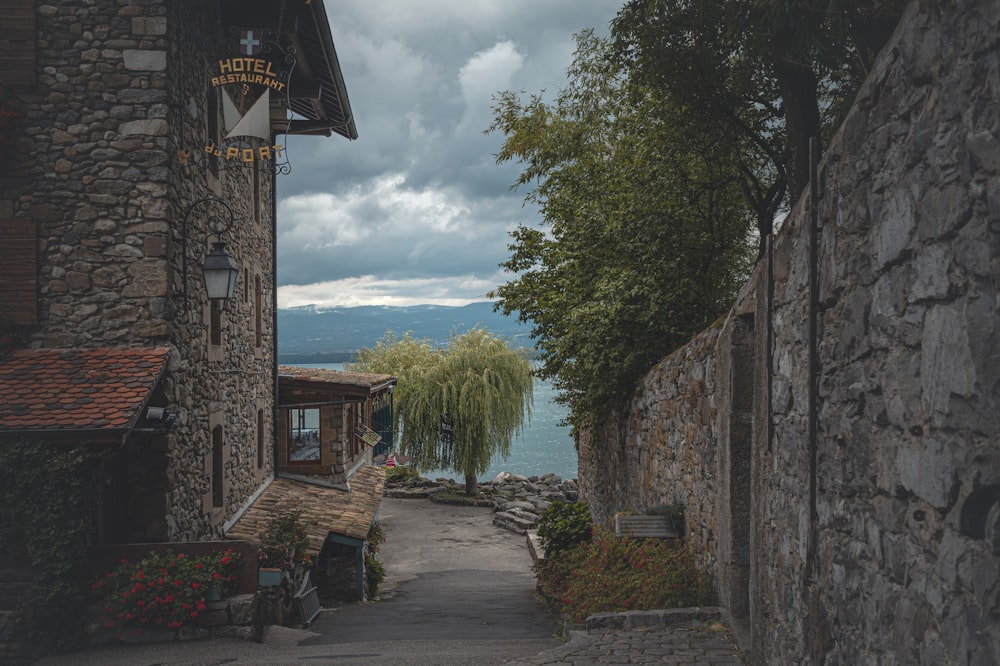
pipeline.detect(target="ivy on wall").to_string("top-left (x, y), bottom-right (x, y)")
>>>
top-left (0, 438), bottom-right (108, 652)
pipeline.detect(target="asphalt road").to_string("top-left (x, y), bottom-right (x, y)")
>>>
top-left (36, 498), bottom-right (562, 665)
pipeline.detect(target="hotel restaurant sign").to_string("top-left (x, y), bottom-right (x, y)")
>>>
top-left (201, 28), bottom-right (291, 167)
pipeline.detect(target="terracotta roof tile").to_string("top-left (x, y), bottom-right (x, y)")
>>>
top-left (0, 347), bottom-right (170, 433)
top-left (278, 365), bottom-right (395, 391)
top-left (226, 466), bottom-right (385, 553)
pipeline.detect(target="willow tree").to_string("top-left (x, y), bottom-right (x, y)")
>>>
top-left (349, 329), bottom-right (533, 495)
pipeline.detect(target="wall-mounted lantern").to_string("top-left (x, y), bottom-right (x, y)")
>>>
top-left (202, 240), bottom-right (238, 300)
top-left (182, 196), bottom-right (239, 308)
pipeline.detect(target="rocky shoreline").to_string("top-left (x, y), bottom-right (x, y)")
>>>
top-left (382, 470), bottom-right (580, 537)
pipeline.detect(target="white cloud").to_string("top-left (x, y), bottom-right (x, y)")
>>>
top-left (278, 273), bottom-right (505, 309)
top-left (276, 0), bottom-right (623, 306)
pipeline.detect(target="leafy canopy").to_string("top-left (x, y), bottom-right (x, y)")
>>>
top-left (488, 29), bottom-right (754, 428)
top-left (612, 0), bottom-right (907, 223)
top-left (349, 328), bottom-right (533, 494)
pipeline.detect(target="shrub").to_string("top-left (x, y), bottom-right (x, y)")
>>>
top-left (385, 465), bottom-right (423, 487)
top-left (536, 501), bottom-right (592, 556)
top-left (536, 528), bottom-right (716, 623)
top-left (259, 511), bottom-right (312, 569)
top-left (364, 522), bottom-right (386, 599)
top-left (92, 549), bottom-right (241, 637)
top-left (0, 440), bottom-right (107, 652)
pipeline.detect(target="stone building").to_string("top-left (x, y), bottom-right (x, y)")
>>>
top-left (0, 0), bottom-right (381, 550)
top-left (579, 1), bottom-right (1000, 663)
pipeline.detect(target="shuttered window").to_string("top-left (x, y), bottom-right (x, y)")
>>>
top-left (0, 218), bottom-right (37, 324)
top-left (0, 0), bottom-right (36, 85)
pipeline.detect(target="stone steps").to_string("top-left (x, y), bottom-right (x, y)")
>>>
top-left (493, 511), bottom-right (537, 534)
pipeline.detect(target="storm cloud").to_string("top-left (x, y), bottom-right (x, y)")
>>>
top-left (275, 0), bottom-right (622, 308)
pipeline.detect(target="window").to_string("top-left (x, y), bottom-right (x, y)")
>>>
top-left (257, 409), bottom-right (264, 469)
top-left (349, 403), bottom-right (364, 459)
top-left (211, 426), bottom-right (224, 507)
top-left (253, 159), bottom-right (261, 225)
top-left (0, 219), bottom-right (37, 324)
top-left (254, 274), bottom-right (262, 347)
top-left (288, 408), bottom-right (320, 462)
top-left (206, 86), bottom-right (219, 176)
top-left (210, 299), bottom-right (222, 346)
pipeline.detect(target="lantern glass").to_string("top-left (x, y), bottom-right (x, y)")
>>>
top-left (202, 241), bottom-right (238, 300)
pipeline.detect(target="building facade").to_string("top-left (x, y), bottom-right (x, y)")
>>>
top-left (0, 0), bottom-right (358, 543)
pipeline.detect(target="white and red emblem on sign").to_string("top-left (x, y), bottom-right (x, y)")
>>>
top-left (239, 30), bottom-right (262, 56)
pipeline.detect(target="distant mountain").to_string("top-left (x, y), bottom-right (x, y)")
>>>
top-left (277, 302), bottom-right (533, 363)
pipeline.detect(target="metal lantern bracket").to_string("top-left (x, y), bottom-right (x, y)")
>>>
top-left (181, 196), bottom-right (239, 311)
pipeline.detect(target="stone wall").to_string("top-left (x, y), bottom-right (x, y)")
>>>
top-left (579, 1), bottom-right (1000, 662)
top-left (0, 1), bottom-right (277, 541)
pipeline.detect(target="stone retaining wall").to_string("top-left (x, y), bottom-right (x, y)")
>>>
top-left (579, 1), bottom-right (1000, 662)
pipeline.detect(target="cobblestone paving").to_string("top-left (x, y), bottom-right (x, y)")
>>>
top-left (509, 625), bottom-right (745, 665)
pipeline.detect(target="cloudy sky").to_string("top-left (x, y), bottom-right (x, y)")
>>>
top-left (274, 0), bottom-right (624, 309)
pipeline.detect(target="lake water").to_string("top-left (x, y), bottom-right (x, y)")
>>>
top-left (295, 363), bottom-right (579, 481)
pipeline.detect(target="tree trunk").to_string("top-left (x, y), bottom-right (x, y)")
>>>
top-left (464, 473), bottom-right (478, 496)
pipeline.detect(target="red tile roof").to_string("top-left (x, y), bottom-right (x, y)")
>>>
top-left (226, 466), bottom-right (385, 551)
top-left (0, 347), bottom-right (170, 435)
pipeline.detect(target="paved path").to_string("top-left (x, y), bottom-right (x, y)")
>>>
top-left (34, 498), bottom-right (744, 665)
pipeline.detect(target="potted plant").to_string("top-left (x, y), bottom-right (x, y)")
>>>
top-left (257, 511), bottom-right (311, 587)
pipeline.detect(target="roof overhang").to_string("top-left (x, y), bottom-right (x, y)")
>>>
top-left (220, 0), bottom-right (357, 140)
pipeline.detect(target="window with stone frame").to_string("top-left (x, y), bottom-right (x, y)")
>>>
top-left (0, 218), bottom-right (37, 324)
top-left (206, 85), bottom-right (220, 176)
top-left (349, 403), bottom-right (364, 460)
top-left (209, 298), bottom-right (222, 346)
top-left (211, 425), bottom-right (224, 508)
top-left (288, 407), bottom-right (320, 463)
top-left (254, 274), bottom-right (262, 347)
top-left (257, 409), bottom-right (264, 469)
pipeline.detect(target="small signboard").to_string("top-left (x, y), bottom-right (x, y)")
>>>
top-left (354, 424), bottom-right (382, 447)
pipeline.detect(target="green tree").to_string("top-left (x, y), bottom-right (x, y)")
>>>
top-left (349, 329), bottom-right (533, 495)
top-left (488, 30), bottom-right (754, 429)
top-left (612, 0), bottom-right (906, 233)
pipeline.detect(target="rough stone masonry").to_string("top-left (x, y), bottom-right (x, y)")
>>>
top-left (579, 1), bottom-right (1000, 663)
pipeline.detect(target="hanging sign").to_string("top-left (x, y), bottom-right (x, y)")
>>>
top-left (354, 424), bottom-right (382, 447)
top-left (197, 27), bottom-right (295, 167)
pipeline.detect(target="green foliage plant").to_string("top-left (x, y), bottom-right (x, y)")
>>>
top-left (364, 522), bottom-right (386, 599)
top-left (384, 465), bottom-right (424, 487)
top-left (258, 511), bottom-right (312, 570)
top-left (0, 439), bottom-right (107, 652)
top-left (349, 328), bottom-right (534, 495)
top-left (91, 549), bottom-right (241, 637)
top-left (612, 0), bottom-right (906, 221)
top-left (536, 528), bottom-right (716, 623)
top-left (536, 501), bottom-right (593, 556)
top-left (489, 30), bottom-right (754, 431)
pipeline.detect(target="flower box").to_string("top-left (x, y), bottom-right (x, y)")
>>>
top-left (258, 567), bottom-right (282, 587)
